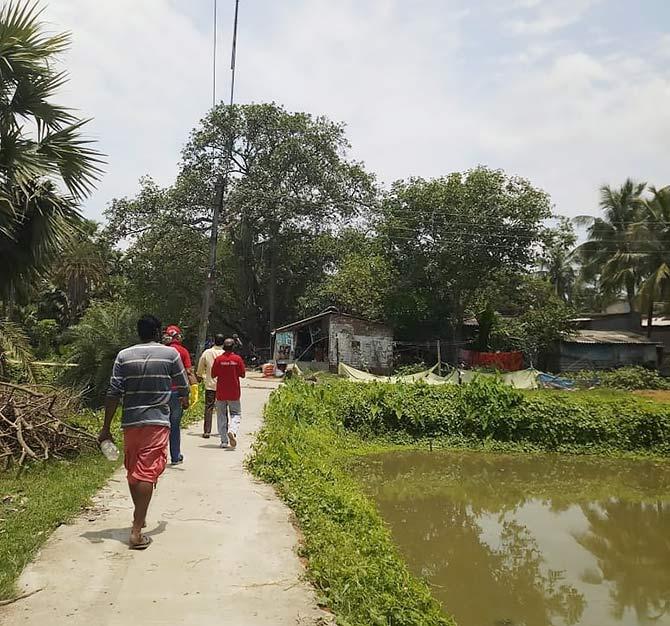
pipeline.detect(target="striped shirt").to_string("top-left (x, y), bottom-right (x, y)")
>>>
top-left (107, 342), bottom-right (189, 428)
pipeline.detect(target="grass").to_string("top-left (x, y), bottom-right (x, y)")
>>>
top-left (0, 452), bottom-right (117, 599)
top-left (248, 379), bottom-right (670, 626)
top-left (0, 392), bottom-right (204, 601)
top-left (248, 383), bottom-right (455, 626)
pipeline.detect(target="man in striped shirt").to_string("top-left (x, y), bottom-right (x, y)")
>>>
top-left (99, 314), bottom-right (189, 549)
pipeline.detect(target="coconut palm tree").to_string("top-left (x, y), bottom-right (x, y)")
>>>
top-left (0, 0), bottom-right (103, 295)
top-left (633, 186), bottom-right (670, 337)
top-left (538, 217), bottom-right (577, 302)
top-left (576, 179), bottom-right (646, 311)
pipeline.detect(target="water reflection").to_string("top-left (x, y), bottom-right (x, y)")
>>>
top-left (577, 501), bottom-right (670, 623)
top-left (355, 451), bottom-right (670, 626)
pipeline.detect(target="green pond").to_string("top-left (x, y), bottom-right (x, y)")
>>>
top-left (355, 450), bottom-right (670, 626)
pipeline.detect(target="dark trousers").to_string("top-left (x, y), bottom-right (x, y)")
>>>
top-left (204, 390), bottom-right (216, 434)
top-left (168, 391), bottom-right (184, 463)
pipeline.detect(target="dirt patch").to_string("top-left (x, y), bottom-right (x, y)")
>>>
top-left (633, 390), bottom-right (670, 403)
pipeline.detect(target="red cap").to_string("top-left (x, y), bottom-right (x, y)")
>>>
top-left (165, 325), bottom-right (181, 337)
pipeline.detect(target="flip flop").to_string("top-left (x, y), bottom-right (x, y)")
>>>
top-left (129, 535), bottom-right (152, 550)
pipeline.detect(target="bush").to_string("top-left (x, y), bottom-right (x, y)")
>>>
top-left (565, 366), bottom-right (670, 391)
top-left (60, 302), bottom-right (138, 406)
top-left (249, 378), bottom-right (670, 625)
top-left (249, 383), bottom-right (453, 626)
top-left (284, 377), bottom-right (670, 454)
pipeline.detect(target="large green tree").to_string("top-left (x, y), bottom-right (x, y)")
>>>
top-left (0, 1), bottom-right (103, 295)
top-left (0, 1), bottom-right (102, 376)
top-left (107, 104), bottom-right (375, 347)
top-left (378, 167), bottom-right (552, 343)
top-left (576, 179), bottom-right (646, 311)
top-left (299, 229), bottom-right (393, 321)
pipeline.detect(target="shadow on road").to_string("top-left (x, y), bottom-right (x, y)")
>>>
top-left (80, 521), bottom-right (168, 545)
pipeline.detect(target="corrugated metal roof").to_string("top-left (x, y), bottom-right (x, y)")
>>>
top-left (564, 330), bottom-right (661, 345)
top-left (274, 308), bottom-right (388, 333)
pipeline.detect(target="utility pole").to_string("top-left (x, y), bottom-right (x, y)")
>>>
top-left (196, 0), bottom-right (240, 358)
top-left (436, 338), bottom-right (441, 376)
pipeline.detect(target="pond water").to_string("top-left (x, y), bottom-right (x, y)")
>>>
top-left (355, 450), bottom-right (670, 626)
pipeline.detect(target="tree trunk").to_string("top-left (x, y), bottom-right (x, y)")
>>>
top-left (647, 291), bottom-right (654, 339)
top-left (626, 280), bottom-right (636, 313)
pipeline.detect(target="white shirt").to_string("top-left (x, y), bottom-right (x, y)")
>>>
top-left (197, 345), bottom-right (225, 391)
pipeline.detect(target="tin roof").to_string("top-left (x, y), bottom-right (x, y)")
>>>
top-left (564, 330), bottom-right (661, 345)
top-left (273, 307), bottom-right (388, 333)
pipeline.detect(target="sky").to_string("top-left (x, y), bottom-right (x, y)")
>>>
top-left (42, 0), bottom-right (670, 223)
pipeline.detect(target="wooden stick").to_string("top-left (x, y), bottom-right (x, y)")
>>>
top-left (0, 587), bottom-right (44, 606)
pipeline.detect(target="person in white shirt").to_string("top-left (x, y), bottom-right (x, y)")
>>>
top-left (196, 334), bottom-right (225, 438)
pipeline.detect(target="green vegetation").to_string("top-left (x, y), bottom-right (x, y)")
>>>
top-left (333, 377), bottom-right (670, 454)
top-left (248, 383), bottom-right (453, 626)
top-left (0, 450), bottom-right (115, 599)
top-left (0, 395), bottom-right (204, 600)
top-left (249, 378), bottom-right (670, 624)
top-left (565, 366), bottom-right (670, 390)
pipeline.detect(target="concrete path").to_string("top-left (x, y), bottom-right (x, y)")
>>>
top-left (1, 380), bottom-right (330, 626)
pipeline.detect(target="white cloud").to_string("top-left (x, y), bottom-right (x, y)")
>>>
top-left (42, 0), bottom-right (212, 216)
top-left (469, 49), bottom-right (670, 215)
top-left (505, 0), bottom-right (602, 35)
top-left (35, 0), bottom-right (670, 226)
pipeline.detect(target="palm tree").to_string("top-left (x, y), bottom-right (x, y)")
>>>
top-left (538, 217), bottom-right (577, 302)
top-left (576, 179), bottom-right (646, 311)
top-left (60, 302), bottom-right (138, 405)
top-left (0, 1), bottom-right (103, 377)
top-left (51, 220), bottom-right (110, 320)
top-left (633, 186), bottom-right (670, 337)
top-left (0, 1), bottom-right (103, 296)
top-left (0, 318), bottom-right (37, 381)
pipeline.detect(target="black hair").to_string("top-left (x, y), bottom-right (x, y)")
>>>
top-left (214, 334), bottom-right (226, 346)
top-left (137, 314), bottom-right (162, 342)
top-left (223, 338), bottom-right (236, 350)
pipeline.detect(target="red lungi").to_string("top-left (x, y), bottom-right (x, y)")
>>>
top-left (123, 425), bottom-right (169, 485)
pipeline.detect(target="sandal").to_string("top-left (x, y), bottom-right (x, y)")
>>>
top-left (129, 535), bottom-right (152, 550)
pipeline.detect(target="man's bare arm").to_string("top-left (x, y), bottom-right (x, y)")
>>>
top-left (99, 396), bottom-right (120, 442)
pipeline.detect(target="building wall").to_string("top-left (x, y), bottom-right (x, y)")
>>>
top-left (554, 342), bottom-right (658, 371)
top-left (578, 312), bottom-right (642, 332)
top-left (648, 327), bottom-right (670, 351)
top-left (648, 328), bottom-right (670, 373)
top-left (328, 315), bottom-right (393, 374)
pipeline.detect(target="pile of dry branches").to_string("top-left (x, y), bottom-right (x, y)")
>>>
top-left (0, 382), bottom-right (97, 468)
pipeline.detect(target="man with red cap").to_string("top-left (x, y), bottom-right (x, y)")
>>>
top-left (163, 325), bottom-right (196, 464)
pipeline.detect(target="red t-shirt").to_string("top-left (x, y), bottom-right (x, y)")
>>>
top-left (171, 342), bottom-right (192, 390)
top-left (211, 351), bottom-right (246, 401)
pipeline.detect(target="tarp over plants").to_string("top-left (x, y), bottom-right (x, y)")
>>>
top-left (337, 362), bottom-right (438, 383)
top-left (338, 363), bottom-right (541, 389)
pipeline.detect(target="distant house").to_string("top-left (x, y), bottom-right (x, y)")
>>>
top-left (642, 316), bottom-right (670, 373)
top-left (570, 311), bottom-right (641, 332)
top-left (548, 329), bottom-right (661, 372)
top-left (272, 307), bottom-right (393, 374)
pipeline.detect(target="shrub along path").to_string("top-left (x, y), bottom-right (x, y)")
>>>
top-left (0, 381), bottom-right (330, 626)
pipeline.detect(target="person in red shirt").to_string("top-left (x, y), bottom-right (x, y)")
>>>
top-left (163, 325), bottom-right (195, 464)
top-left (211, 337), bottom-right (246, 449)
